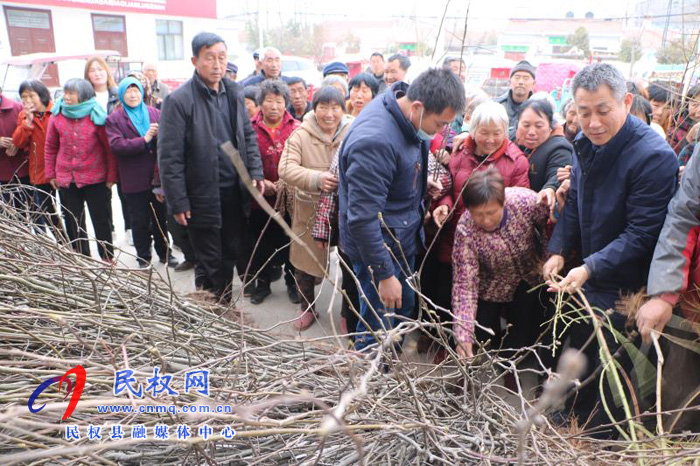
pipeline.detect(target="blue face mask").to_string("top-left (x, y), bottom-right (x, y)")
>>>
top-left (414, 108), bottom-right (436, 141)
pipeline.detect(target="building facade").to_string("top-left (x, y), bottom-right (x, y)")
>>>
top-left (1, 0), bottom-right (222, 86)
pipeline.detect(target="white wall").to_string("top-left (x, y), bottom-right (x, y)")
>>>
top-left (0, 2), bottom-right (233, 84)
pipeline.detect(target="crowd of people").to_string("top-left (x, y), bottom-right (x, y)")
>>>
top-left (2, 30), bottom-right (700, 437)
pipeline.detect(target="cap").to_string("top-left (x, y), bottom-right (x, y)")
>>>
top-left (322, 61), bottom-right (349, 77)
top-left (226, 62), bottom-right (238, 73)
top-left (510, 60), bottom-right (536, 79)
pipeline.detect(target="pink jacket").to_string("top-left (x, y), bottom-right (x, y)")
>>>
top-left (434, 135), bottom-right (530, 263)
top-left (44, 114), bottom-right (118, 188)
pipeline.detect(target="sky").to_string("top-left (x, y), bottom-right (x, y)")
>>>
top-left (217, 0), bottom-right (635, 25)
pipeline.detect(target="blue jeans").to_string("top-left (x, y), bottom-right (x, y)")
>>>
top-left (352, 256), bottom-right (416, 351)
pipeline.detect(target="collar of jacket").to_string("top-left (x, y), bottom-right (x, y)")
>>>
top-left (574, 113), bottom-right (636, 166)
top-left (252, 109), bottom-right (296, 135)
top-left (300, 111), bottom-right (353, 143)
top-left (382, 81), bottom-right (423, 146)
top-left (464, 133), bottom-right (510, 162)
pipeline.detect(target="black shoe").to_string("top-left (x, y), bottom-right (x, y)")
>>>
top-left (270, 265), bottom-right (283, 282)
top-left (287, 284), bottom-right (301, 304)
top-left (174, 260), bottom-right (194, 272)
top-left (243, 283), bottom-right (256, 298)
top-left (136, 257), bottom-right (151, 269)
top-left (159, 254), bottom-right (179, 268)
top-left (250, 285), bottom-right (271, 305)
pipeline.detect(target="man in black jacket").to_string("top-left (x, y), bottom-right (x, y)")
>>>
top-left (495, 60), bottom-right (536, 140)
top-left (159, 32), bottom-right (264, 301)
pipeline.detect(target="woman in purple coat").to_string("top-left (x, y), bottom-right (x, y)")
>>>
top-left (106, 77), bottom-right (176, 268)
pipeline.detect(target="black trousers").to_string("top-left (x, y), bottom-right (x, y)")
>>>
top-left (474, 281), bottom-right (548, 353)
top-left (168, 216), bottom-right (196, 263)
top-left (32, 183), bottom-right (67, 242)
top-left (338, 248), bottom-right (360, 334)
top-left (59, 182), bottom-right (113, 260)
top-left (249, 208), bottom-right (295, 288)
top-left (0, 175), bottom-right (30, 211)
top-left (187, 185), bottom-right (251, 298)
top-left (123, 190), bottom-right (168, 263)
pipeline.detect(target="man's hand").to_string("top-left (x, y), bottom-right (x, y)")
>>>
top-left (0, 137), bottom-right (12, 149)
top-left (427, 178), bottom-right (443, 199)
top-left (433, 205), bottom-right (450, 228)
top-left (456, 341), bottom-right (474, 359)
top-left (318, 172), bottom-right (338, 192)
top-left (378, 275), bottom-right (403, 309)
top-left (155, 194), bottom-right (165, 203)
top-left (636, 297), bottom-right (674, 344)
top-left (537, 188), bottom-right (556, 218)
top-left (543, 254), bottom-right (565, 282)
top-left (452, 132), bottom-right (469, 154)
top-left (174, 211), bottom-right (191, 226)
top-left (557, 165), bottom-right (572, 183)
top-left (547, 265), bottom-right (589, 294)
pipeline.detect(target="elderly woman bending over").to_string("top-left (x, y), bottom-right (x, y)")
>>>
top-left (452, 167), bottom-right (549, 358)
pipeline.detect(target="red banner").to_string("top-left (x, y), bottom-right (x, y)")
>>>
top-left (15, 0), bottom-right (217, 19)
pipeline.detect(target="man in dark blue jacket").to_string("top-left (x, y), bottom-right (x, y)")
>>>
top-left (544, 63), bottom-right (678, 436)
top-left (339, 68), bottom-right (465, 352)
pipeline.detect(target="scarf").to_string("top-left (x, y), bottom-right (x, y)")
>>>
top-left (52, 97), bottom-right (107, 125)
top-left (465, 134), bottom-right (508, 162)
top-left (117, 77), bottom-right (151, 137)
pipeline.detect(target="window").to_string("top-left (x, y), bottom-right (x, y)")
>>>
top-left (92, 14), bottom-right (128, 57)
top-left (156, 20), bottom-right (183, 61)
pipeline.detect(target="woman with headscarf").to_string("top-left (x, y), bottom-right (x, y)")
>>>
top-left (45, 78), bottom-right (118, 262)
top-left (106, 77), bottom-right (176, 268)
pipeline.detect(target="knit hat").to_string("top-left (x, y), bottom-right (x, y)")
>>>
top-left (510, 60), bottom-right (536, 79)
top-left (322, 61), bottom-right (349, 77)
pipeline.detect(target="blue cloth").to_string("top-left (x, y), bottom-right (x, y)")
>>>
top-left (52, 97), bottom-right (107, 125)
top-left (338, 82), bottom-right (428, 282)
top-left (548, 114), bottom-right (678, 297)
top-left (117, 77), bottom-right (150, 137)
top-left (353, 256), bottom-right (416, 351)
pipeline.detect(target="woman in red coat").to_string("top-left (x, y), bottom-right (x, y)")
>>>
top-left (249, 79), bottom-right (301, 304)
top-left (430, 101), bottom-right (529, 310)
top-left (45, 78), bottom-right (118, 261)
top-left (12, 80), bottom-right (65, 238)
top-left (0, 86), bottom-right (27, 207)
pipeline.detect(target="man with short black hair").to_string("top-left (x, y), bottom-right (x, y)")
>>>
top-left (544, 63), bottom-right (678, 437)
top-left (287, 77), bottom-right (311, 121)
top-left (338, 68), bottom-right (466, 351)
top-left (368, 52), bottom-right (387, 93)
top-left (159, 31), bottom-right (265, 301)
top-left (384, 54), bottom-right (411, 87)
top-left (496, 60), bottom-right (536, 139)
top-left (443, 56), bottom-right (466, 83)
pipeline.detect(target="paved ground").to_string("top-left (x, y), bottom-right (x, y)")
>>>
top-left (104, 193), bottom-right (344, 343)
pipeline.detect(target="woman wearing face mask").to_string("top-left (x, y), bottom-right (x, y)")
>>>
top-left (430, 102), bottom-right (529, 310)
top-left (515, 99), bottom-right (572, 220)
top-left (279, 86), bottom-right (353, 331)
top-left (106, 77), bottom-right (176, 268)
top-left (45, 78), bottom-right (118, 262)
top-left (12, 80), bottom-right (65, 238)
top-left (451, 167), bottom-right (549, 359)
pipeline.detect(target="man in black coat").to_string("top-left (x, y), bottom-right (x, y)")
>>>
top-left (159, 32), bottom-right (264, 301)
top-left (495, 60), bottom-right (536, 140)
